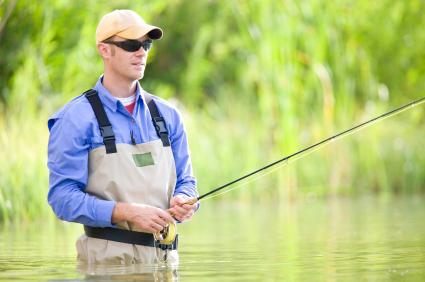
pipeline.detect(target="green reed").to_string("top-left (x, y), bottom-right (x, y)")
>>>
top-left (0, 0), bottom-right (424, 221)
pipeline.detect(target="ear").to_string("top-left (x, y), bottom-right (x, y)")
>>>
top-left (97, 43), bottom-right (114, 59)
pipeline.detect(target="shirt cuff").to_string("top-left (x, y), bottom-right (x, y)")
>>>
top-left (94, 199), bottom-right (116, 227)
top-left (173, 186), bottom-right (198, 198)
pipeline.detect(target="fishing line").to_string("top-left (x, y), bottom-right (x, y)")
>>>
top-left (160, 96), bottom-right (424, 245)
top-left (194, 96), bottom-right (425, 203)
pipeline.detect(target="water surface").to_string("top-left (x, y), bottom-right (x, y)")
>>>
top-left (1, 195), bottom-right (424, 281)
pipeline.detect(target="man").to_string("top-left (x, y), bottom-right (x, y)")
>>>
top-left (47, 9), bottom-right (198, 264)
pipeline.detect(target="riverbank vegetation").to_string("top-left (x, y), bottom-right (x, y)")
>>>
top-left (1, 0), bottom-right (424, 222)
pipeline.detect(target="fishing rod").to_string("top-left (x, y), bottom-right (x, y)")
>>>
top-left (159, 96), bottom-right (424, 245)
top-left (195, 96), bottom-right (425, 202)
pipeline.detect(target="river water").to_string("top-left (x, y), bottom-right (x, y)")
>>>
top-left (1, 195), bottom-right (424, 281)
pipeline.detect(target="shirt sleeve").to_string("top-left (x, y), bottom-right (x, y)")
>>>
top-left (47, 113), bottom-right (116, 227)
top-left (169, 108), bottom-right (198, 200)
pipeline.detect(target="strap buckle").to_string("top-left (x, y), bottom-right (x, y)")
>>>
top-left (153, 117), bottom-right (168, 134)
top-left (83, 89), bottom-right (98, 98)
top-left (100, 125), bottom-right (115, 140)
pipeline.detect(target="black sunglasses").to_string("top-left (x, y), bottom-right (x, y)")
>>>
top-left (102, 39), bottom-right (153, 52)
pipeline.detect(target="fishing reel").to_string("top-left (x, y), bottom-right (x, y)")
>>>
top-left (154, 221), bottom-right (177, 245)
top-left (154, 198), bottom-right (198, 245)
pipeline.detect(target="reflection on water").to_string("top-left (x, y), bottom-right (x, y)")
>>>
top-left (0, 195), bottom-right (424, 281)
top-left (77, 262), bottom-right (178, 281)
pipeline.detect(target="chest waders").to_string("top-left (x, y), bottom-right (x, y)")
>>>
top-left (76, 89), bottom-right (178, 264)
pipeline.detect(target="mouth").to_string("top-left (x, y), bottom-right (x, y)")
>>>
top-left (131, 62), bottom-right (145, 67)
top-left (131, 62), bottom-right (145, 71)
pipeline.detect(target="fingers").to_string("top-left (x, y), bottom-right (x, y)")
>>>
top-left (174, 209), bottom-right (194, 222)
top-left (170, 195), bottom-right (198, 207)
top-left (153, 215), bottom-right (168, 227)
top-left (170, 202), bottom-right (196, 213)
top-left (182, 203), bottom-right (196, 210)
top-left (171, 204), bottom-right (187, 215)
top-left (143, 214), bottom-right (172, 234)
top-left (129, 204), bottom-right (176, 233)
top-left (169, 203), bottom-right (196, 222)
top-left (157, 208), bottom-right (175, 223)
top-left (172, 196), bottom-right (186, 205)
top-left (149, 222), bottom-right (165, 233)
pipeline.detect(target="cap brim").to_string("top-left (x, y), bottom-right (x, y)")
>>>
top-left (116, 24), bottom-right (163, 40)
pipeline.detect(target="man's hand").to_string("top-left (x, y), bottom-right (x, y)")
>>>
top-left (168, 195), bottom-right (198, 222)
top-left (112, 202), bottom-right (175, 233)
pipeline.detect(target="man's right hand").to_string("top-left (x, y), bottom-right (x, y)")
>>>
top-left (111, 202), bottom-right (174, 234)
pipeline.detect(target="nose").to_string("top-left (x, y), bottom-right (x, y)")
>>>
top-left (134, 46), bottom-right (147, 57)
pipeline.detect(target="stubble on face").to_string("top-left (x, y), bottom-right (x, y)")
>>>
top-left (108, 36), bottom-right (148, 82)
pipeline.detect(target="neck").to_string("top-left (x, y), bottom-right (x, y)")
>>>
top-left (102, 70), bottom-right (138, 98)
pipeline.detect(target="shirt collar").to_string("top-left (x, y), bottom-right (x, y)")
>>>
top-left (93, 75), bottom-right (145, 112)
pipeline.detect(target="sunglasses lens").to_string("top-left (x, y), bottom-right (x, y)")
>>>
top-left (120, 40), bottom-right (142, 52)
top-left (141, 41), bottom-right (153, 51)
top-left (121, 40), bottom-right (152, 52)
top-left (105, 39), bottom-right (153, 52)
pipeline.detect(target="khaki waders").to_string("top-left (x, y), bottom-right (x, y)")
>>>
top-left (76, 89), bottom-right (178, 265)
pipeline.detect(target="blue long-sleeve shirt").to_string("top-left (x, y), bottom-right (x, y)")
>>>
top-left (47, 76), bottom-right (197, 227)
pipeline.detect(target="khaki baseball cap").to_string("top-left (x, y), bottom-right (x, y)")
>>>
top-left (96, 9), bottom-right (163, 43)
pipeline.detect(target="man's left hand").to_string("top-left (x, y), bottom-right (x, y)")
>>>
top-left (169, 195), bottom-right (197, 222)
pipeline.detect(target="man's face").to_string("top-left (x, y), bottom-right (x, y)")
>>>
top-left (100, 35), bottom-right (150, 81)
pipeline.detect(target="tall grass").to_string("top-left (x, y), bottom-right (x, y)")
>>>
top-left (0, 0), bottom-right (424, 222)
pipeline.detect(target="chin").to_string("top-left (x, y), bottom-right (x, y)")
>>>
top-left (127, 73), bottom-right (144, 81)
top-left (135, 71), bottom-right (145, 81)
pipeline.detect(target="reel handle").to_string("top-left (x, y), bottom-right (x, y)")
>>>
top-left (183, 197), bottom-right (199, 205)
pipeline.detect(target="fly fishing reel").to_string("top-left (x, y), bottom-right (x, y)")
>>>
top-left (154, 221), bottom-right (177, 245)
top-left (154, 198), bottom-right (198, 245)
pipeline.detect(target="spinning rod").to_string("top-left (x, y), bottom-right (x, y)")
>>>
top-left (193, 96), bottom-right (425, 203)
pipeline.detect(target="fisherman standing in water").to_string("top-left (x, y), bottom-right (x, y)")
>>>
top-left (47, 9), bottom-right (198, 264)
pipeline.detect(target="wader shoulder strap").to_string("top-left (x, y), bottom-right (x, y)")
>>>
top-left (84, 89), bottom-right (117, 154)
top-left (143, 92), bottom-right (171, 147)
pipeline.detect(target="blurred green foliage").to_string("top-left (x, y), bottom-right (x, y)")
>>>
top-left (0, 0), bottom-right (424, 222)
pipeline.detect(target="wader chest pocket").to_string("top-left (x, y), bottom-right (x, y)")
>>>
top-left (132, 152), bottom-right (154, 167)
